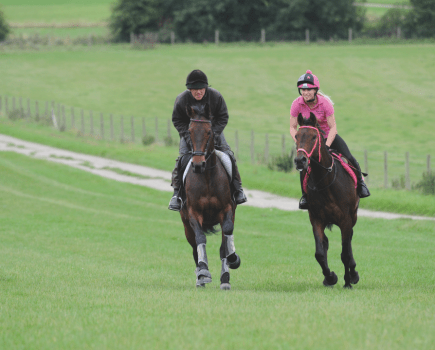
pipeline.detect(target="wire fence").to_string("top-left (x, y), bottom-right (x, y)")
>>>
top-left (0, 94), bottom-right (431, 189)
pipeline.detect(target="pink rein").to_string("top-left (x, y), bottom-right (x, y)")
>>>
top-left (297, 126), bottom-right (322, 164)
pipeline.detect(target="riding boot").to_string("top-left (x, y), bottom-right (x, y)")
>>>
top-left (231, 160), bottom-right (247, 205)
top-left (353, 160), bottom-right (370, 198)
top-left (168, 157), bottom-right (182, 211)
top-left (299, 172), bottom-right (309, 210)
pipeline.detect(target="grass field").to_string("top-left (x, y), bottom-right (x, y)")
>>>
top-left (11, 27), bottom-right (109, 39)
top-left (1, 151), bottom-right (434, 349)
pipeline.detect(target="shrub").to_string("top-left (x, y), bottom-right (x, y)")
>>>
top-left (164, 136), bottom-right (175, 146)
top-left (413, 171), bottom-right (435, 195)
top-left (391, 175), bottom-right (406, 190)
top-left (0, 6), bottom-right (10, 41)
top-left (142, 135), bottom-right (155, 145)
top-left (268, 150), bottom-right (295, 173)
top-left (8, 109), bottom-right (26, 121)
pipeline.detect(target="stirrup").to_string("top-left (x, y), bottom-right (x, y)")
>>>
top-left (299, 194), bottom-right (309, 210)
top-left (234, 189), bottom-right (247, 205)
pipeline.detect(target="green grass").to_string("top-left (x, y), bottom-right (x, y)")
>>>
top-left (11, 27), bottom-right (109, 38)
top-left (0, 151), bottom-right (434, 349)
top-left (1, 121), bottom-right (434, 217)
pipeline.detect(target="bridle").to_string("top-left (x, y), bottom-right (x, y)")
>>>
top-left (297, 126), bottom-right (335, 191)
top-left (189, 119), bottom-right (215, 164)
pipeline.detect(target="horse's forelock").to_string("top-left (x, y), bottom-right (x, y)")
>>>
top-left (191, 105), bottom-right (210, 120)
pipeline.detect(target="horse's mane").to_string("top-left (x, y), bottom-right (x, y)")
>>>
top-left (299, 115), bottom-right (327, 139)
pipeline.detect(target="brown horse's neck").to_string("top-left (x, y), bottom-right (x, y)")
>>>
top-left (308, 140), bottom-right (334, 186)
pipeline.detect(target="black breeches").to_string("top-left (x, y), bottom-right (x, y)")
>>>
top-left (330, 134), bottom-right (357, 166)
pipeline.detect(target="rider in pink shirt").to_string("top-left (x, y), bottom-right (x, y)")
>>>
top-left (290, 70), bottom-right (370, 210)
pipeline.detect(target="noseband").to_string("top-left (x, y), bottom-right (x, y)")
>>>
top-left (189, 119), bottom-right (215, 160)
top-left (297, 126), bottom-right (322, 164)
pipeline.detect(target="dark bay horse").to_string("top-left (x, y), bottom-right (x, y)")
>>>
top-left (180, 104), bottom-right (241, 290)
top-left (294, 112), bottom-right (360, 288)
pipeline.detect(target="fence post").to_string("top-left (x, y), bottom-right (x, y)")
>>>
top-left (397, 27), bottom-right (401, 39)
top-left (45, 101), bottom-right (48, 118)
top-left (81, 109), bottom-right (85, 134)
top-left (142, 117), bottom-right (146, 139)
top-left (0, 96), bottom-right (2, 114)
top-left (384, 151), bottom-right (388, 188)
top-left (348, 28), bottom-right (352, 43)
top-left (90, 111), bottom-right (94, 135)
top-left (100, 113), bottom-right (104, 139)
top-left (13, 97), bottom-right (16, 111)
top-left (261, 29), bottom-right (265, 43)
top-left (27, 98), bottom-right (31, 118)
top-left (19, 97), bottom-right (23, 114)
top-left (428, 154), bottom-right (431, 174)
top-left (51, 108), bottom-right (58, 130)
top-left (62, 105), bottom-right (66, 130)
top-left (57, 103), bottom-right (60, 121)
top-left (305, 29), bottom-right (310, 44)
top-left (131, 116), bottom-right (135, 142)
top-left (5, 96), bottom-right (8, 114)
top-left (265, 133), bottom-right (269, 164)
top-left (251, 130), bottom-right (255, 164)
top-left (110, 114), bottom-right (114, 140)
top-left (170, 31), bottom-right (175, 45)
top-left (281, 134), bottom-right (286, 156)
top-left (215, 30), bottom-right (219, 45)
top-left (120, 115), bottom-right (124, 141)
top-left (235, 130), bottom-right (239, 160)
top-left (405, 152), bottom-right (410, 190)
top-left (364, 149), bottom-right (369, 185)
top-left (155, 116), bottom-right (158, 141)
top-left (71, 107), bottom-right (74, 128)
top-left (35, 101), bottom-right (39, 120)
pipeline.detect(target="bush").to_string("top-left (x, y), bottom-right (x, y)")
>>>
top-left (164, 136), bottom-right (175, 146)
top-left (391, 174), bottom-right (406, 190)
top-left (413, 171), bottom-right (435, 195)
top-left (142, 135), bottom-right (155, 145)
top-left (267, 150), bottom-right (295, 173)
top-left (8, 109), bottom-right (26, 121)
top-left (0, 6), bottom-right (10, 41)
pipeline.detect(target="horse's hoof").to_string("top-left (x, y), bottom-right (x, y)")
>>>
top-left (350, 271), bottom-right (359, 285)
top-left (220, 283), bottom-right (231, 290)
top-left (323, 271), bottom-right (338, 287)
top-left (196, 282), bottom-right (205, 288)
top-left (228, 254), bottom-right (241, 270)
top-left (343, 284), bottom-right (353, 289)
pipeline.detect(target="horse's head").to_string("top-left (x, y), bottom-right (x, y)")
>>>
top-left (186, 103), bottom-right (213, 173)
top-left (294, 112), bottom-right (323, 171)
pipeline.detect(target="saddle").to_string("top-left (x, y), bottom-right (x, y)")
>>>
top-left (177, 150), bottom-right (233, 207)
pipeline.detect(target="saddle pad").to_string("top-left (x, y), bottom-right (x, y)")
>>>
top-left (331, 153), bottom-right (357, 189)
top-left (183, 150), bottom-right (232, 185)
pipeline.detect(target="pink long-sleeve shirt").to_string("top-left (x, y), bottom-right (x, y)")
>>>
top-left (290, 95), bottom-right (334, 137)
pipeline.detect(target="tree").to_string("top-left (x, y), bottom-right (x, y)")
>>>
top-left (405, 0), bottom-right (435, 38)
top-left (109, 0), bottom-right (161, 42)
top-left (0, 6), bottom-right (10, 41)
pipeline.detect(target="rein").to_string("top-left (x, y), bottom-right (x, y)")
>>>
top-left (189, 119), bottom-right (216, 170)
top-left (298, 126), bottom-right (336, 192)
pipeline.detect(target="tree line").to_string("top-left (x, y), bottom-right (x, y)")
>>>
top-left (109, 0), bottom-right (435, 43)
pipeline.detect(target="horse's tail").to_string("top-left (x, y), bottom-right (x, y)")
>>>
top-left (201, 223), bottom-right (220, 235)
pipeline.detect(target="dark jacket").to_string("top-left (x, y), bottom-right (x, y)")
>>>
top-left (172, 87), bottom-right (229, 139)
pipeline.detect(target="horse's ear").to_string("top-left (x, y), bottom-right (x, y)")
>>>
top-left (297, 113), bottom-right (304, 126)
top-left (204, 103), bottom-right (210, 119)
top-left (308, 112), bottom-right (317, 126)
top-left (186, 104), bottom-right (193, 118)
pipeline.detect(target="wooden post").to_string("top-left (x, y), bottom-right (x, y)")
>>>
top-left (110, 114), bottom-right (114, 140)
top-left (265, 134), bottom-right (269, 164)
top-left (428, 154), bottom-right (431, 174)
top-left (120, 116), bottom-right (124, 141)
top-left (405, 152), bottom-right (410, 190)
top-left (364, 150), bottom-right (369, 185)
top-left (81, 109), bottom-right (84, 134)
top-left (384, 151), bottom-right (388, 188)
top-left (131, 116), bottom-right (135, 142)
top-left (215, 30), bottom-right (219, 45)
top-left (305, 29), bottom-right (310, 44)
top-left (170, 31), bottom-right (175, 45)
top-left (71, 107), bottom-right (74, 128)
top-left (19, 97), bottom-right (23, 114)
top-left (251, 130), bottom-right (255, 164)
top-left (45, 101), bottom-right (48, 118)
top-left (27, 98), bottom-right (31, 118)
top-left (100, 113), bottom-right (104, 139)
top-left (397, 27), bottom-right (401, 39)
top-left (142, 117), bottom-right (146, 138)
top-left (90, 111), bottom-right (94, 135)
top-left (57, 103), bottom-right (60, 121)
top-left (35, 101), bottom-right (39, 120)
top-left (155, 116), bottom-right (158, 141)
top-left (62, 105), bottom-right (66, 129)
top-left (13, 97), bottom-right (16, 111)
top-left (5, 96), bottom-right (8, 114)
top-left (348, 28), bottom-right (352, 43)
top-left (261, 29), bottom-right (265, 43)
top-left (235, 130), bottom-right (239, 160)
top-left (281, 134), bottom-right (285, 156)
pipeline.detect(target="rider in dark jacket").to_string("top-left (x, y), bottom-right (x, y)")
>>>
top-left (168, 69), bottom-right (247, 211)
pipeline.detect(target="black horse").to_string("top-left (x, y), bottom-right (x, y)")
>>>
top-left (294, 112), bottom-right (360, 288)
top-left (180, 104), bottom-right (241, 290)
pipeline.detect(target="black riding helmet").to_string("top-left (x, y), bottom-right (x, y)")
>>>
top-left (186, 70), bottom-right (209, 89)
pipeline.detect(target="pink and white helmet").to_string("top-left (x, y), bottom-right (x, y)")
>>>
top-left (297, 70), bottom-right (320, 90)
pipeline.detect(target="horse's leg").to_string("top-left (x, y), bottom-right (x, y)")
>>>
top-left (340, 222), bottom-right (358, 288)
top-left (181, 213), bottom-right (201, 286)
top-left (188, 213), bottom-right (212, 287)
top-left (219, 209), bottom-right (240, 290)
top-left (311, 220), bottom-right (338, 287)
